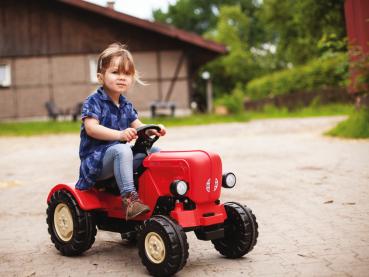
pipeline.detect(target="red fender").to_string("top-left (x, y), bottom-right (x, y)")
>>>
top-left (46, 183), bottom-right (102, 210)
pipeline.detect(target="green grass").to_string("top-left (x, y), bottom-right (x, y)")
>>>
top-left (0, 103), bottom-right (354, 136)
top-left (326, 107), bottom-right (369, 138)
top-left (147, 113), bottom-right (251, 127)
top-left (0, 121), bottom-right (81, 136)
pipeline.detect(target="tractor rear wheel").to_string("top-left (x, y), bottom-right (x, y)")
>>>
top-left (212, 202), bottom-right (258, 258)
top-left (138, 215), bottom-right (189, 276)
top-left (46, 189), bottom-right (96, 256)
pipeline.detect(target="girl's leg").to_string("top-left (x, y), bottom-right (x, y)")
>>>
top-left (98, 144), bottom-right (135, 197)
top-left (98, 143), bottom-right (149, 219)
top-left (133, 146), bottom-right (161, 172)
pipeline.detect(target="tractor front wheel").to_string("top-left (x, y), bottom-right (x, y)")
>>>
top-left (212, 202), bottom-right (258, 258)
top-left (46, 189), bottom-right (96, 256)
top-left (138, 215), bottom-right (189, 276)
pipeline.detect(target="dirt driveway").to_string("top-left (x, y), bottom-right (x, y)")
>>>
top-left (0, 116), bottom-right (368, 276)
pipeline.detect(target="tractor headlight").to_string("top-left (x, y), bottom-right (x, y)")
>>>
top-left (222, 172), bottom-right (236, 188)
top-left (170, 180), bottom-right (188, 197)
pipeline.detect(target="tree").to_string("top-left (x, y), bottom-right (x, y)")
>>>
top-left (153, 0), bottom-right (263, 46)
top-left (204, 5), bottom-right (261, 97)
top-left (258, 0), bottom-right (346, 66)
top-left (153, 1), bottom-right (264, 109)
top-left (152, 0), bottom-right (347, 109)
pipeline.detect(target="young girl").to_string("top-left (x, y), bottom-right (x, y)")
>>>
top-left (76, 43), bottom-right (166, 220)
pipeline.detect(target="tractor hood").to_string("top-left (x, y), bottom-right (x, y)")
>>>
top-left (143, 150), bottom-right (222, 203)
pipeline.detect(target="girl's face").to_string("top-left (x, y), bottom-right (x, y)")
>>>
top-left (98, 56), bottom-right (133, 95)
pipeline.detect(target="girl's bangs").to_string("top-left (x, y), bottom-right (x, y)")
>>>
top-left (116, 55), bottom-right (135, 75)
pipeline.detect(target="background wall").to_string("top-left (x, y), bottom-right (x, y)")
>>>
top-left (0, 50), bottom-right (189, 119)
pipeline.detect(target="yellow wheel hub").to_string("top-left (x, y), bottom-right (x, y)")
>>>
top-left (54, 203), bottom-right (73, 242)
top-left (145, 232), bottom-right (166, 264)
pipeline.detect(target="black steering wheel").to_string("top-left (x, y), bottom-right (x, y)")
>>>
top-left (131, 124), bottom-right (162, 155)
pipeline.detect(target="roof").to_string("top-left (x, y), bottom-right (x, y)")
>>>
top-left (58, 0), bottom-right (227, 54)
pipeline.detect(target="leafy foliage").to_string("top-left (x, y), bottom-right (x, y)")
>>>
top-left (153, 0), bottom-right (263, 45)
top-left (153, 0), bottom-right (347, 105)
top-left (245, 53), bottom-right (348, 100)
top-left (259, 0), bottom-right (346, 66)
top-left (215, 86), bottom-right (245, 114)
top-left (153, 1), bottom-right (218, 35)
top-left (154, 0), bottom-right (265, 104)
top-left (204, 5), bottom-right (262, 97)
top-left (348, 46), bottom-right (369, 94)
top-left (327, 107), bottom-right (369, 138)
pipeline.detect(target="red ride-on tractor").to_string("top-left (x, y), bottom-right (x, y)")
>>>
top-left (46, 125), bottom-right (258, 276)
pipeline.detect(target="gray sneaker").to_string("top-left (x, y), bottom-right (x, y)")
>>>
top-left (122, 192), bottom-right (150, 220)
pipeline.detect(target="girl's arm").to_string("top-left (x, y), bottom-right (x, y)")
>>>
top-left (84, 117), bottom-right (137, 142)
top-left (131, 119), bottom-right (167, 136)
top-left (131, 119), bottom-right (144, 129)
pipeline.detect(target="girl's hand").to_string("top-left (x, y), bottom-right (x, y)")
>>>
top-left (150, 124), bottom-right (167, 137)
top-left (120, 128), bottom-right (137, 142)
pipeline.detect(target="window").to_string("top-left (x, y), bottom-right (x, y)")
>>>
top-left (0, 64), bottom-right (11, 87)
top-left (89, 57), bottom-right (98, 84)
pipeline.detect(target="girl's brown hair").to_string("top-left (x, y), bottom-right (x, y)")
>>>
top-left (97, 42), bottom-right (144, 85)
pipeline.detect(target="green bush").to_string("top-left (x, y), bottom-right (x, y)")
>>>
top-left (327, 107), bottom-right (369, 138)
top-left (245, 52), bottom-right (348, 100)
top-left (215, 87), bottom-right (245, 114)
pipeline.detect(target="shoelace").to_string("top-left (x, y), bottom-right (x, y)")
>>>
top-left (129, 191), bottom-right (139, 202)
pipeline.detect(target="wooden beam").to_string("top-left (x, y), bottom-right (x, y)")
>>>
top-left (164, 51), bottom-right (185, 102)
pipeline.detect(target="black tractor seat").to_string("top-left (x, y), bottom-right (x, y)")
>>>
top-left (94, 166), bottom-right (145, 195)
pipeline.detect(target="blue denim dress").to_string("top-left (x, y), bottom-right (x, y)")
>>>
top-left (75, 87), bottom-right (138, 190)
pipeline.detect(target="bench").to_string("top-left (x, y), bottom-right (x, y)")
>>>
top-left (72, 102), bottom-right (83, 122)
top-left (45, 101), bottom-right (83, 121)
top-left (45, 101), bottom-right (62, 120)
top-left (150, 101), bottom-right (176, 118)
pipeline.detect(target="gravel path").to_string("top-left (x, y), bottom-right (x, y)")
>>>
top-left (0, 116), bottom-right (368, 276)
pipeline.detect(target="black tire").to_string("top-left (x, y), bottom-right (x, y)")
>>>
top-left (138, 215), bottom-right (189, 276)
top-left (212, 202), bottom-right (258, 258)
top-left (46, 189), bottom-right (97, 256)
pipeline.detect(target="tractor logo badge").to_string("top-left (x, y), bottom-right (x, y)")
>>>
top-left (206, 178), bottom-right (211, 192)
top-left (206, 178), bottom-right (218, 192)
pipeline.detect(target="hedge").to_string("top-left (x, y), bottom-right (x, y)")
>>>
top-left (245, 53), bottom-right (348, 100)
